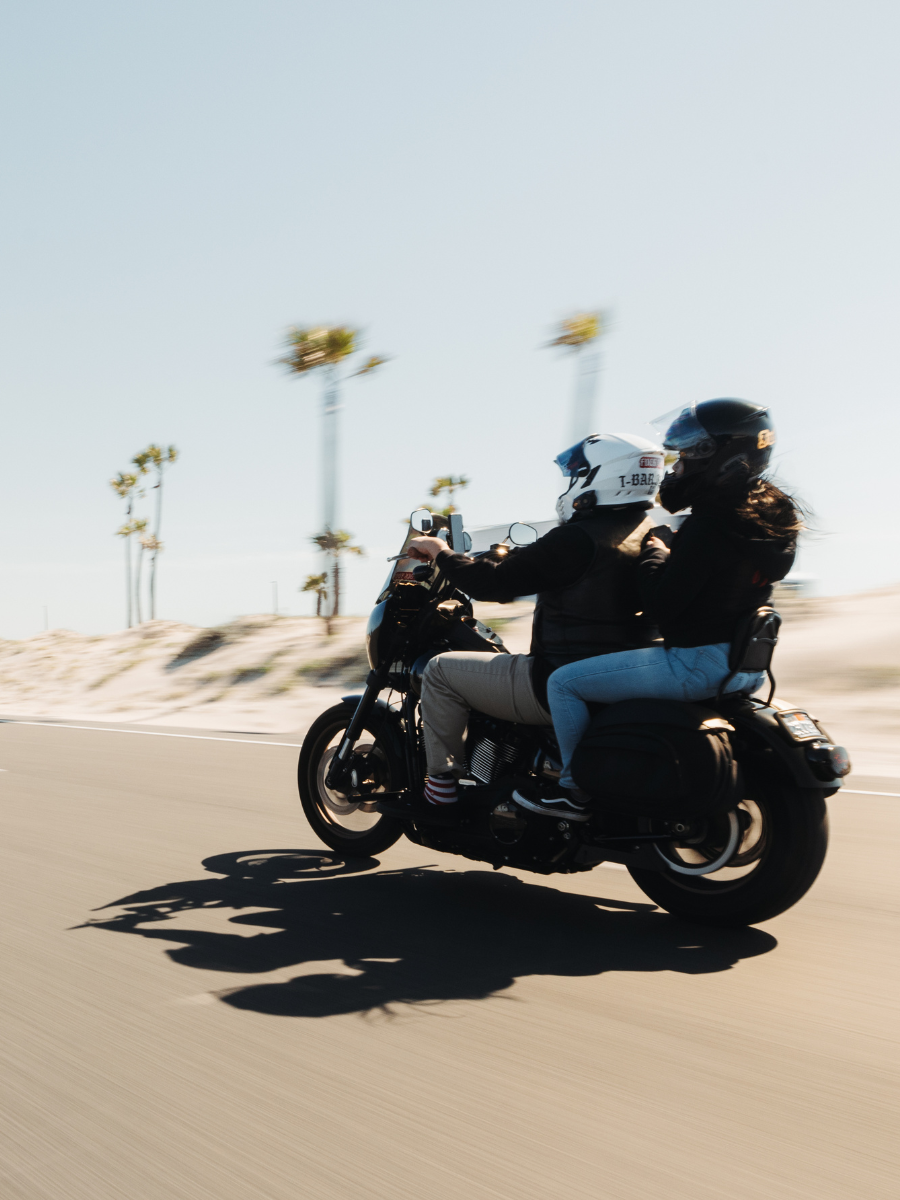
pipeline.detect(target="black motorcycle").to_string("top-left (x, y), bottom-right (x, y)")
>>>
top-left (298, 509), bottom-right (850, 927)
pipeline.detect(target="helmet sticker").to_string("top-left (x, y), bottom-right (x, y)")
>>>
top-left (757, 429), bottom-right (776, 449)
top-left (618, 471), bottom-right (661, 488)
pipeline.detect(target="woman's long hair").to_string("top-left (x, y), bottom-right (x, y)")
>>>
top-left (732, 479), bottom-right (804, 541)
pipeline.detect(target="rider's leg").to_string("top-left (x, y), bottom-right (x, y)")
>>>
top-left (420, 652), bottom-right (551, 797)
top-left (548, 643), bottom-right (763, 789)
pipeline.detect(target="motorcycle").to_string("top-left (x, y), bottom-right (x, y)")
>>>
top-left (298, 509), bottom-right (850, 927)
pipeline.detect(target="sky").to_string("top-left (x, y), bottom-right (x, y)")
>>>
top-left (1, 0), bottom-right (899, 637)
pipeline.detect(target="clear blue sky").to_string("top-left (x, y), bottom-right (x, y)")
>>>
top-left (1, 0), bottom-right (898, 636)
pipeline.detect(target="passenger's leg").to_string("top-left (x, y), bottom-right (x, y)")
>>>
top-left (420, 651), bottom-right (550, 779)
top-left (672, 644), bottom-right (765, 698)
top-left (547, 647), bottom-right (687, 788)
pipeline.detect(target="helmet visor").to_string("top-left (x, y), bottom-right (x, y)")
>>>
top-left (651, 405), bottom-right (717, 460)
top-left (554, 440), bottom-right (590, 478)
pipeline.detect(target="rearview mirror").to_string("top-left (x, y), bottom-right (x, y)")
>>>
top-left (410, 508), bottom-right (433, 533)
top-left (508, 522), bottom-right (538, 546)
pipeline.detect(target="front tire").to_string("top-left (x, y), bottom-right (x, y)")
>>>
top-left (627, 783), bottom-right (829, 927)
top-left (298, 702), bottom-right (404, 856)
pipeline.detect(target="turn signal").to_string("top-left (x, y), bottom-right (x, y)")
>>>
top-left (805, 741), bottom-right (851, 781)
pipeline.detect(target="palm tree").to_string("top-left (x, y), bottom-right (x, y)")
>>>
top-left (300, 572), bottom-right (329, 618)
top-left (310, 529), bottom-right (364, 628)
top-left (546, 311), bottom-right (609, 443)
top-left (277, 325), bottom-right (388, 615)
top-left (428, 474), bottom-right (470, 516)
top-left (133, 520), bottom-right (149, 622)
top-left (110, 469), bottom-right (145, 627)
top-left (133, 444), bottom-right (178, 620)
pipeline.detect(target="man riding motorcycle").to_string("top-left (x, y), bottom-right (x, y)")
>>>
top-left (403, 432), bottom-right (665, 812)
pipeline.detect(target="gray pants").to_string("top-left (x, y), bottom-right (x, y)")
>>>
top-left (420, 651), bottom-right (553, 776)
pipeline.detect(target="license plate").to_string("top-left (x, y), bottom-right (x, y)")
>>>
top-left (777, 710), bottom-right (821, 741)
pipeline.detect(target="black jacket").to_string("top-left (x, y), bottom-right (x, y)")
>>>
top-left (435, 506), bottom-right (656, 706)
top-left (638, 502), bottom-right (796, 648)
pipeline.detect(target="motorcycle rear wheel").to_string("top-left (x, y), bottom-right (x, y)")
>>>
top-left (627, 783), bottom-right (829, 927)
top-left (298, 702), bottom-right (404, 856)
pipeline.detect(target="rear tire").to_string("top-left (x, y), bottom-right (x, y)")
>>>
top-left (298, 702), bottom-right (404, 857)
top-left (627, 783), bottom-right (829, 927)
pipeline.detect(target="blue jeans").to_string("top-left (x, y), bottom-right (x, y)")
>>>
top-left (547, 643), bottom-right (764, 788)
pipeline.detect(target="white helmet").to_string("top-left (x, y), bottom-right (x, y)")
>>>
top-left (555, 432), bottom-right (664, 523)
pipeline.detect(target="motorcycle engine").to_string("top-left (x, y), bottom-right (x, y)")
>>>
top-left (465, 713), bottom-right (529, 784)
top-left (468, 733), bottom-right (518, 784)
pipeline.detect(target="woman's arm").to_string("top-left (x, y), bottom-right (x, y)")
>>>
top-left (638, 518), bottom-right (718, 621)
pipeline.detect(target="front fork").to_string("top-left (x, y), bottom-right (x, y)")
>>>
top-left (324, 668), bottom-right (389, 792)
top-left (402, 690), bottom-right (425, 800)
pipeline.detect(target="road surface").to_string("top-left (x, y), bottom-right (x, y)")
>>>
top-left (0, 718), bottom-right (897, 1200)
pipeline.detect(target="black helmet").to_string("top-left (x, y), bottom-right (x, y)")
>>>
top-left (652, 398), bottom-right (776, 513)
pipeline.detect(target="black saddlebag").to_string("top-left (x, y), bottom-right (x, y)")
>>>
top-left (570, 698), bottom-right (738, 819)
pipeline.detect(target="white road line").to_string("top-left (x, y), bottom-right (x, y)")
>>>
top-left (4, 720), bottom-right (302, 747)
top-left (7, 722), bottom-right (900, 797)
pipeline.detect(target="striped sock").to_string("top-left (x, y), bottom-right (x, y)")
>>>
top-left (424, 773), bottom-right (458, 805)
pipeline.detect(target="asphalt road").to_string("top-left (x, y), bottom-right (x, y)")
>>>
top-left (0, 719), bottom-right (897, 1200)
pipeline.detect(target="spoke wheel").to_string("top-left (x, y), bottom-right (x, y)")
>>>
top-left (298, 703), bottom-right (403, 856)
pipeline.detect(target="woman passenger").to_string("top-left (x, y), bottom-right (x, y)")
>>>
top-left (513, 398), bottom-right (802, 821)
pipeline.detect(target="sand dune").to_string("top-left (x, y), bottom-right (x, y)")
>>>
top-left (764, 585), bottom-right (900, 776)
top-left (0, 615), bottom-right (370, 733)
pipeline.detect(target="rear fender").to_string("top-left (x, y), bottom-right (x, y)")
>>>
top-left (722, 699), bottom-right (842, 792)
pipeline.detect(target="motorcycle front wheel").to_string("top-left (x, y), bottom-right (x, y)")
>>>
top-left (627, 783), bottom-right (829, 927)
top-left (298, 702), bottom-right (404, 856)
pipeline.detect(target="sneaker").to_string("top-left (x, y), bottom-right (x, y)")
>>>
top-left (511, 780), bottom-right (592, 822)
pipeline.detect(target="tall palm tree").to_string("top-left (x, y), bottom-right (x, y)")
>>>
top-left (278, 325), bottom-right (388, 615)
top-left (129, 519), bottom-right (149, 623)
top-left (310, 529), bottom-right (364, 627)
top-left (110, 469), bottom-right (145, 627)
top-left (546, 311), bottom-right (608, 443)
top-left (133, 444), bottom-right (178, 620)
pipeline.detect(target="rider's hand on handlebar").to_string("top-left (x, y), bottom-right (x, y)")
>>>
top-left (406, 536), bottom-right (448, 561)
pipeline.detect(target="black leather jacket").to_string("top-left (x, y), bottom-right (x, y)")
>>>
top-left (435, 504), bottom-right (657, 706)
top-left (639, 501), bottom-right (796, 647)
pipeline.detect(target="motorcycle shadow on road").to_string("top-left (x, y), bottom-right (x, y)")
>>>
top-left (84, 849), bottom-right (777, 1018)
